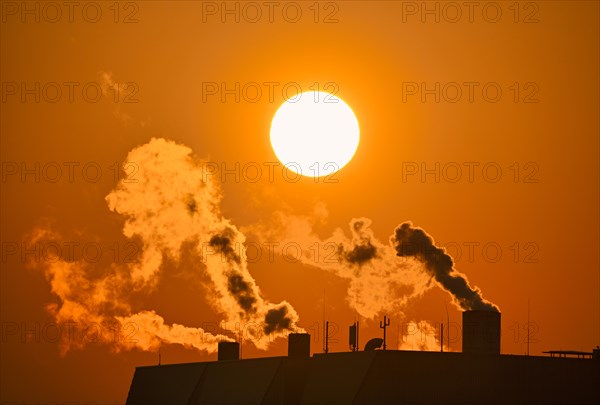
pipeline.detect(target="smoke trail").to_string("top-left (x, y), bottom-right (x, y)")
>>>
top-left (250, 211), bottom-right (499, 319)
top-left (114, 311), bottom-right (232, 352)
top-left (339, 219), bottom-right (378, 265)
top-left (392, 222), bottom-right (499, 312)
top-left (106, 138), bottom-right (304, 345)
top-left (26, 227), bottom-right (234, 355)
top-left (249, 213), bottom-right (433, 319)
top-left (30, 138), bottom-right (303, 354)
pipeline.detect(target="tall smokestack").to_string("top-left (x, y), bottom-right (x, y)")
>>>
top-left (217, 341), bottom-right (240, 361)
top-left (462, 310), bottom-right (501, 355)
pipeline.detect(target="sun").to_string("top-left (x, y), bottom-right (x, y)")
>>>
top-left (270, 91), bottom-right (360, 178)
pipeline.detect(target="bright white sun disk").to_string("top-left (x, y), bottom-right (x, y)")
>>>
top-left (270, 91), bottom-right (360, 178)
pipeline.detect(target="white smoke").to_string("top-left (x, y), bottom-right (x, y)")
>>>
top-left (30, 138), bottom-right (304, 355)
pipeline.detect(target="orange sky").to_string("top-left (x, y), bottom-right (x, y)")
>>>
top-left (1, 1), bottom-right (599, 403)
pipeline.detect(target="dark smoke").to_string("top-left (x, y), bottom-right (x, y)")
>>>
top-left (209, 228), bottom-right (241, 264)
top-left (186, 195), bottom-right (197, 215)
top-left (342, 243), bottom-right (377, 265)
top-left (340, 218), bottom-right (378, 265)
top-left (392, 222), bottom-right (499, 312)
top-left (227, 273), bottom-right (257, 313)
top-left (264, 305), bottom-right (292, 334)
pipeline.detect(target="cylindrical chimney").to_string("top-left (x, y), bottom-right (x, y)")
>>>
top-left (217, 341), bottom-right (240, 361)
top-left (288, 333), bottom-right (310, 358)
top-left (462, 310), bottom-right (501, 355)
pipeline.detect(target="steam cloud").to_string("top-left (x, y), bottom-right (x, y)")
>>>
top-left (250, 211), bottom-right (499, 321)
top-left (250, 213), bottom-right (434, 319)
top-left (30, 138), bottom-right (303, 354)
top-left (30, 138), bottom-right (497, 356)
top-left (398, 321), bottom-right (442, 351)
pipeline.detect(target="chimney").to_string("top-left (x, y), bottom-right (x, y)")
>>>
top-left (288, 333), bottom-right (310, 358)
top-left (217, 341), bottom-right (240, 361)
top-left (462, 310), bottom-right (501, 355)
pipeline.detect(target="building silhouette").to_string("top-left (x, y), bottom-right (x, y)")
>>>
top-left (125, 311), bottom-right (600, 405)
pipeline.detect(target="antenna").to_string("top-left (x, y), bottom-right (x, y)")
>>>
top-left (239, 328), bottom-right (243, 360)
top-left (379, 315), bottom-right (390, 350)
top-left (527, 298), bottom-right (530, 356)
top-left (322, 288), bottom-right (326, 353)
top-left (158, 342), bottom-right (161, 366)
top-left (325, 321), bottom-right (329, 354)
top-left (441, 323), bottom-right (444, 353)
top-left (445, 304), bottom-right (450, 352)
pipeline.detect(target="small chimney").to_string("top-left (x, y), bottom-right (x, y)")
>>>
top-left (217, 341), bottom-right (240, 361)
top-left (288, 333), bottom-right (310, 358)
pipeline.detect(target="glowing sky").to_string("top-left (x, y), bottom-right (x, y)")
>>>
top-left (1, 1), bottom-right (599, 403)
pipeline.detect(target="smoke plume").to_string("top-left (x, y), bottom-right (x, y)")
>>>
top-left (391, 222), bottom-right (498, 312)
top-left (30, 138), bottom-right (303, 354)
top-left (249, 213), bottom-right (434, 319)
top-left (249, 211), bottom-right (499, 321)
top-left (30, 138), bottom-right (497, 356)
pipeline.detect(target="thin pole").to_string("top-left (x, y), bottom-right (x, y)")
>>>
top-left (325, 321), bottom-right (329, 354)
top-left (445, 304), bottom-right (450, 352)
top-left (323, 288), bottom-right (326, 353)
top-left (527, 298), bottom-right (530, 356)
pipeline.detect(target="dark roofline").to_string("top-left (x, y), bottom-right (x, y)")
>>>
top-left (135, 348), bottom-right (598, 371)
top-left (134, 355), bottom-right (290, 370)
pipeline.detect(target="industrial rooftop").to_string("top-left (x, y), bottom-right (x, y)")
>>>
top-left (126, 311), bottom-right (600, 405)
